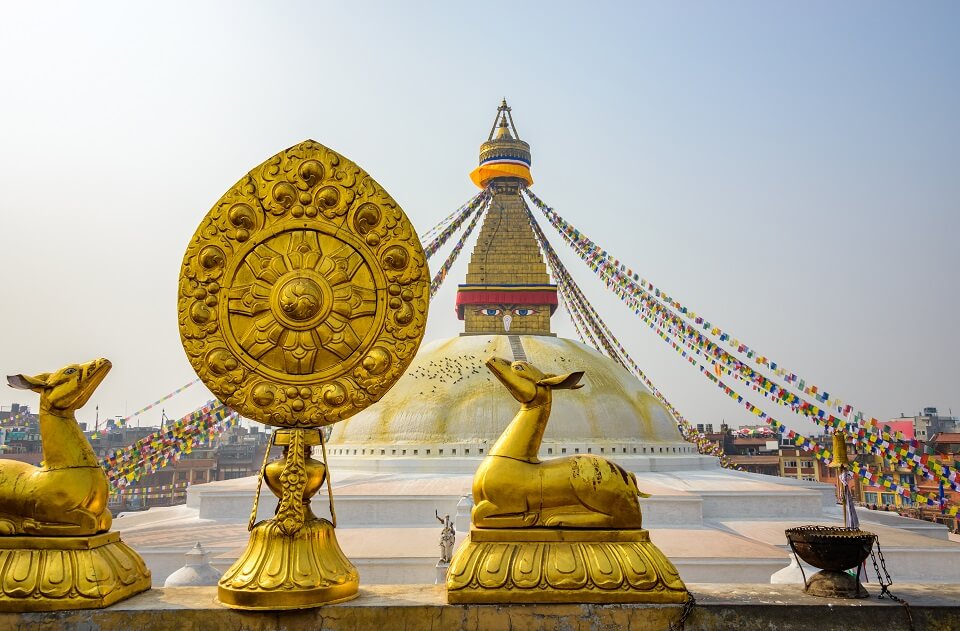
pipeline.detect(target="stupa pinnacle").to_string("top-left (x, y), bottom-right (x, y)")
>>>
top-left (469, 99), bottom-right (533, 189)
top-left (457, 101), bottom-right (558, 336)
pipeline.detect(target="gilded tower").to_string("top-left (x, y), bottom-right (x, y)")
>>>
top-left (457, 101), bottom-right (558, 336)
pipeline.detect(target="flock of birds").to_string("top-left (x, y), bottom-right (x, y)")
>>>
top-left (408, 352), bottom-right (492, 396)
top-left (404, 339), bottom-right (575, 397)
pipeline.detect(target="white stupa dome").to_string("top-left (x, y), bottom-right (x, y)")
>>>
top-left (328, 335), bottom-right (692, 459)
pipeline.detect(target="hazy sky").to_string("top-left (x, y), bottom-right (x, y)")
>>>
top-left (1, 2), bottom-right (957, 436)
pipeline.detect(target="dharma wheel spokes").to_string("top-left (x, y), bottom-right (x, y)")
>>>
top-left (178, 140), bottom-right (428, 609)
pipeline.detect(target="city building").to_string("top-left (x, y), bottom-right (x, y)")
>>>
top-left (698, 419), bottom-right (956, 532)
top-left (0, 404), bottom-right (272, 514)
top-left (104, 424), bottom-right (271, 513)
top-left (0, 404), bottom-right (42, 466)
top-left (897, 407), bottom-right (959, 442)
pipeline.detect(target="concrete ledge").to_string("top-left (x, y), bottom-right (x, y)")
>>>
top-left (0, 584), bottom-right (956, 630)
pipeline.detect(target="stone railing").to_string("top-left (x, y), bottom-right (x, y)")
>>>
top-left (2, 584), bottom-right (956, 631)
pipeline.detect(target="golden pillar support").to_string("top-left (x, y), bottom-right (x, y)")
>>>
top-left (447, 528), bottom-right (687, 604)
top-left (217, 428), bottom-right (358, 610)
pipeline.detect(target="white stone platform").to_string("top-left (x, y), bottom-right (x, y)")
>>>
top-left (115, 455), bottom-right (960, 587)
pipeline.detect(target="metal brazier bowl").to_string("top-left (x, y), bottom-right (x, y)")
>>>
top-left (785, 525), bottom-right (875, 598)
top-left (785, 525), bottom-right (875, 571)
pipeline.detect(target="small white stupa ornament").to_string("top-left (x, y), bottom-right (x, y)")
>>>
top-left (164, 542), bottom-right (222, 587)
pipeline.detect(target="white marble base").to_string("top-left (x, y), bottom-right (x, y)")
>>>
top-left (435, 561), bottom-right (449, 585)
top-left (114, 460), bottom-right (960, 588)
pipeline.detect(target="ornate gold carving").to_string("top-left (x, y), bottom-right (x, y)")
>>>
top-left (181, 141), bottom-right (426, 609)
top-left (218, 519), bottom-right (357, 610)
top-left (446, 356), bottom-right (688, 603)
top-left (0, 533), bottom-right (151, 612)
top-left (218, 429), bottom-right (358, 609)
top-left (0, 360), bottom-right (150, 610)
top-left (447, 529), bottom-right (687, 604)
top-left (274, 429), bottom-right (308, 535)
top-left (178, 140), bottom-right (428, 428)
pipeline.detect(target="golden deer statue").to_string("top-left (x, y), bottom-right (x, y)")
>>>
top-left (0, 358), bottom-right (150, 611)
top-left (2, 358), bottom-right (113, 535)
top-left (447, 355), bottom-right (688, 605)
top-left (472, 356), bottom-right (649, 528)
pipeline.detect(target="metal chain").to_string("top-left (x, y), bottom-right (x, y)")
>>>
top-left (870, 537), bottom-right (915, 631)
top-left (669, 592), bottom-right (696, 631)
top-left (247, 438), bottom-right (275, 531)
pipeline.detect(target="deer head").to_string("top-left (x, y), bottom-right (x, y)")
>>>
top-left (485, 356), bottom-right (583, 405)
top-left (7, 358), bottom-right (112, 414)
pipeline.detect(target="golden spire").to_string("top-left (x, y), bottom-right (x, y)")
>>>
top-left (459, 102), bottom-right (556, 336)
top-left (471, 99), bottom-right (533, 189)
top-left (494, 115), bottom-right (513, 140)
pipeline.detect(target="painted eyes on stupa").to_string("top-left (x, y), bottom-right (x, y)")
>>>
top-left (475, 308), bottom-right (537, 317)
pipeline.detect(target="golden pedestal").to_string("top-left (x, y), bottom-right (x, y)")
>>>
top-left (0, 532), bottom-right (151, 612)
top-left (218, 517), bottom-right (358, 609)
top-left (447, 528), bottom-right (687, 604)
top-left (217, 428), bottom-right (359, 610)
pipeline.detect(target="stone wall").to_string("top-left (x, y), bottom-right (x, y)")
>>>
top-left (1, 584), bottom-right (954, 631)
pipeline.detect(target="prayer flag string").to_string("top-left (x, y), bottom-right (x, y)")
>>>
top-left (421, 189), bottom-right (489, 245)
top-left (523, 187), bottom-right (958, 492)
top-left (430, 196), bottom-right (490, 298)
top-left (523, 192), bottom-right (956, 512)
top-left (522, 198), bottom-right (734, 466)
top-left (522, 186), bottom-right (897, 438)
top-left (117, 379), bottom-right (201, 426)
top-left (423, 190), bottom-right (491, 260)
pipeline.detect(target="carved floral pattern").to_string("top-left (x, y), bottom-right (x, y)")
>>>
top-left (447, 535), bottom-right (687, 603)
top-left (0, 536), bottom-right (151, 611)
top-left (218, 518), bottom-right (357, 601)
top-left (178, 141), bottom-right (428, 428)
top-left (275, 430), bottom-right (307, 535)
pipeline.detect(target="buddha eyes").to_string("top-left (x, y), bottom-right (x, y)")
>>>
top-left (477, 308), bottom-right (537, 316)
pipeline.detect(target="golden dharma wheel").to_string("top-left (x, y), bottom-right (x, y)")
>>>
top-left (178, 140), bottom-right (428, 428)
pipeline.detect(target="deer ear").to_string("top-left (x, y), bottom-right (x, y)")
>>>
top-left (537, 371), bottom-right (584, 390)
top-left (7, 373), bottom-right (50, 392)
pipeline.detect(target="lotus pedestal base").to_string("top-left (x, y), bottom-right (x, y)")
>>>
top-left (217, 517), bottom-right (359, 610)
top-left (0, 532), bottom-right (151, 612)
top-left (447, 527), bottom-right (688, 604)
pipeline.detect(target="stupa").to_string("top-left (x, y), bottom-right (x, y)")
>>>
top-left (328, 99), bottom-right (696, 463)
top-left (115, 102), bottom-right (960, 587)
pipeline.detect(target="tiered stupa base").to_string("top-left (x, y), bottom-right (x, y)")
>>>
top-left (447, 527), bottom-right (688, 603)
top-left (217, 517), bottom-right (359, 610)
top-left (0, 532), bottom-right (151, 612)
